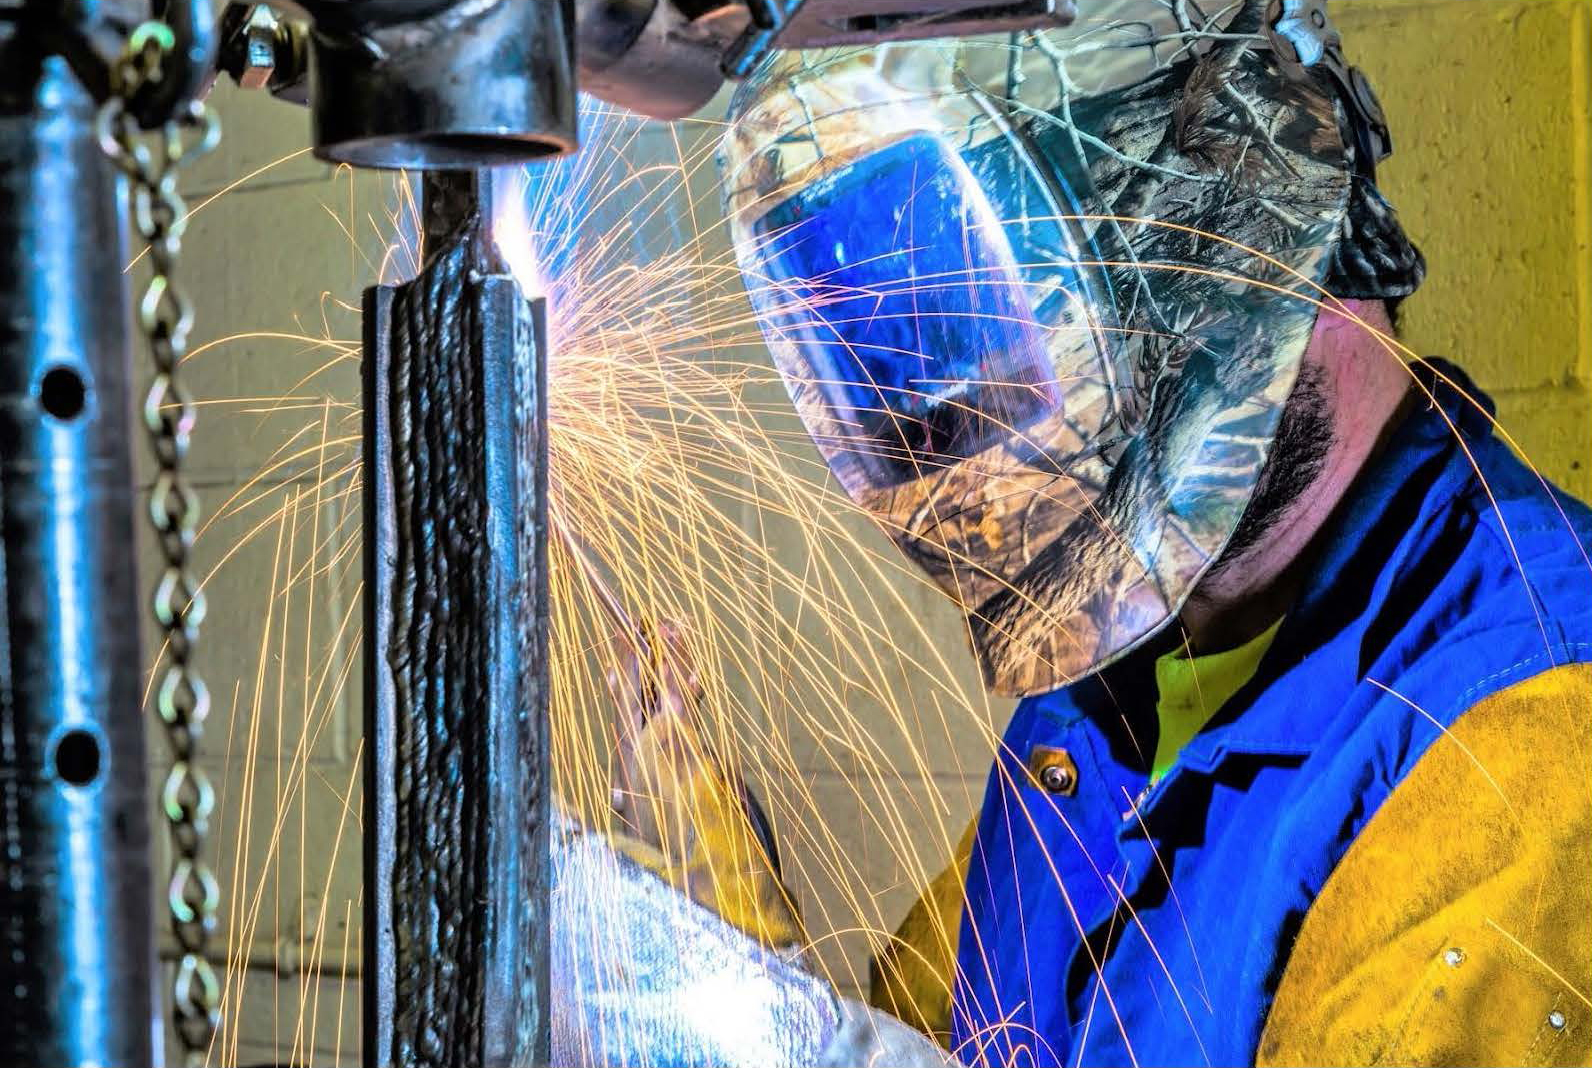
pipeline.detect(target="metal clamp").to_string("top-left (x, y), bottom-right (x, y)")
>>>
top-left (1264, 0), bottom-right (1392, 170)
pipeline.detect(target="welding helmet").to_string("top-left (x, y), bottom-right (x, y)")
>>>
top-left (720, 0), bottom-right (1422, 698)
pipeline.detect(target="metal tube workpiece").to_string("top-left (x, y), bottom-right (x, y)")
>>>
top-left (0, 56), bottom-right (157, 1068)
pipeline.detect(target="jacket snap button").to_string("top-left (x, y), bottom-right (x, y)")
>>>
top-left (1040, 763), bottom-right (1075, 794)
top-left (1443, 947), bottom-right (1465, 967)
top-left (1548, 1010), bottom-right (1567, 1031)
top-left (1026, 745), bottom-right (1079, 797)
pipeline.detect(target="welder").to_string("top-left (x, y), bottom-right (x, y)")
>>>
top-left (607, 1), bottom-right (1592, 1065)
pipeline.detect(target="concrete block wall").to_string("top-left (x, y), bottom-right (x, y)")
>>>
top-left (146, 1), bottom-right (1590, 1059)
top-left (1340, 0), bottom-right (1592, 498)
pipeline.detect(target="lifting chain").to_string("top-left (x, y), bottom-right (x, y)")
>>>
top-left (96, 21), bottom-right (223, 1068)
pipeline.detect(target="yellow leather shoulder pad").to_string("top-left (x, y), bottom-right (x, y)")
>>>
top-left (1259, 663), bottom-right (1592, 1067)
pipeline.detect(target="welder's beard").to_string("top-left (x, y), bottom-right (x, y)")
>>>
top-left (1213, 364), bottom-right (1336, 568)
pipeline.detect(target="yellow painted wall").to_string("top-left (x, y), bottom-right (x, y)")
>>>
top-left (1338, 0), bottom-right (1592, 497)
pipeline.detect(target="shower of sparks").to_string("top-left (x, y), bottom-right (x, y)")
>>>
top-left (164, 53), bottom-right (1586, 1068)
top-left (176, 102), bottom-right (1016, 1066)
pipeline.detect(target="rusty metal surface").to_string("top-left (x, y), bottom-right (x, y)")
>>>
top-left (363, 173), bottom-right (549, 1067)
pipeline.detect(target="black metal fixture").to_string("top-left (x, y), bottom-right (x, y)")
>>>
top-left (1, 2), bottom-right (217, 1063)
top-left (0, 39), bottom-right (156, 1068)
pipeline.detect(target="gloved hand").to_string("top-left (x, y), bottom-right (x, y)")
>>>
top-left (578, 621), bottom-right (958, 1068)
top-left (607, 619), bottom-right (705, 849)
top-left (603, 620), bottom-right (804, 949)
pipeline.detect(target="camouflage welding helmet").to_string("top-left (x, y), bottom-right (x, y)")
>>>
top-left (719, 0), bottom-right (1422, 697)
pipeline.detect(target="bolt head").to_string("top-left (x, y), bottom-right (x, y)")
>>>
top-left (1039, 763), bottom-right (1075, 794)
top-left (238, 5), bottom-right (280, 90)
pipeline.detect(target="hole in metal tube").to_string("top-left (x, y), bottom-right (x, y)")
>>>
top-left (53, 728), bottom-right (102, 787)
top-left (39, 365), bottom-right (89, 422)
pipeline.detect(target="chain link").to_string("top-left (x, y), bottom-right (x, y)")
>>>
top-left (96, 21), bottom-right (223, 1068)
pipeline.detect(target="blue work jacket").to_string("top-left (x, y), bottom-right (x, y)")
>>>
top-left (950, 360), bottom-right (1592, 1067)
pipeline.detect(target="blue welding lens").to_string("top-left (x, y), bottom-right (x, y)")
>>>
top-left (744, 132), bottom-right (1088, 494)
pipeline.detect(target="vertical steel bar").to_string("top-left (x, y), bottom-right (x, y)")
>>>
top-left (364, 171), bottom-right (550, 1068)
top-left (0, 55), bottom-right (157, 1068)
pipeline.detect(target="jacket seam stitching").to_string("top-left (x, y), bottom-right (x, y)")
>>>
top-left (1453, 644), bottom-right (1592, 710)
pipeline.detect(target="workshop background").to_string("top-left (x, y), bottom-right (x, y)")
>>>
top-left (148, 1), bottom-right (1592, 1062)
